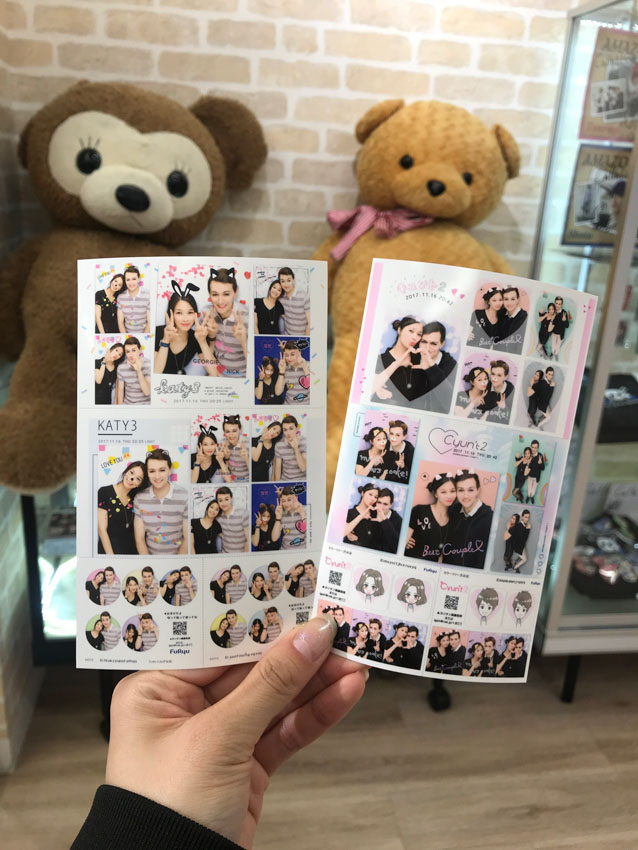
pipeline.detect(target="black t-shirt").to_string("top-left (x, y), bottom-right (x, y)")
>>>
top-left (534, 379), bottom-right (555, 412)
top-left (209, 580), bottom-right (227, 604)
top-left (190, 452), bottom-right (221, 484)
top-left (191, 517), bottom-right (222, 554)
top-left (251, 437), bottom-right (275, 481)
top-left (399, 640), bottom-right (424, 670)
top-left (95, 360), bottom-right (118, 405)
top-left (160, 582), bottom-right (177, 606)
top-left (255, 376), bottom-right (280, 405)
top-left (554, 308), bottom-right (570, 339)
top-left (511, 520), bottom-right (531, 553)
top-left (375, 510), bottom-right (402, 554)
top-left (365, 633), bottom-right (387, 663)
top-left (355, 449), bottom-right (386, 478)
top-left (97, 484), bottom-right (137, 555)
top-left (498, 650), bottom-right (528, 678)
top-left (406, 503), bottom-right (451, 562)
top-left (538, 316), bottom-right (553, 345)
top-left (529, 452), bottom-right (546, 481)
top-left (210, 629), bottom-right (230, 648)
top-left (85, 580), bottom-right (101, 605)
top-left (447, 503), bottom-right (493, 569)
top-left (95, 290), bottom-right (120, 333)
top-left (255, 297), bottom-right (284, 334)
top-left (86, 630), bottom-right (104, 650)
top-left (155, 327), bottom-right (201, 374)
top-left (344, 507), bottom-right (378, 549)
top-left (252, 525), bottom-right (280, 551)
top-left (383, 440), bottom-right (414, 484)
top-left (334, 622), bottom-right (350, 651)
top-left (474, 308), bottom-right (505, 340)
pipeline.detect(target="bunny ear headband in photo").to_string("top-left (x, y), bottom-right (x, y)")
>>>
top-left (200, 425), bottom-right (218, 436)
top-left (171, 279), bottom-right (201, 297)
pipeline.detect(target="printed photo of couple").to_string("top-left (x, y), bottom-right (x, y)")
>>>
top-left (94, 335), bottom-right (151, 406)
top-left (464, 585), bottom-right (535, 630)
top-left (372, 316), bottom-right (459, 414)
top-left (491, 505), bottom-right (544, 576)
top-left (251, 482), bottom-right (307, 552)
top-left (321, 603), bottom-right (426, 672)
top-left (209, 610), bottom-right (248, 649)
top-left (94, 264), bottom-right (150, 336)
top-left (253, 265), bottom-right (310, 336)
top-left (531, 291), bottom-right (576, 365)
top-left (155, 265), bottom-right (248, 378)
top-left (467, 283), bottom-right (529, 355)
top-left (427, 628), bottom-right (530, 678)
top-left (453, 353), bottom-right (518, 425)
top-left (191, 415), bottom-right (250, 484)
top-left (254, 337), bottom-right (310, 406)
top-left (404, 461), bottom-right (499, 570)
top-left (504, 435), bottom-right (555, 508)
top-left (514, 362), bottom-right (565, 434)
top-left (354, 410), bottom-right (419, 485)
top-left (96, 448), bottom-right (189, 557)
top-left (191, 485), bottom-right (249, 555)
top-left (342, 478), bottom-right (407, 555)
top-left (251, 413), bottom-right (308, 483)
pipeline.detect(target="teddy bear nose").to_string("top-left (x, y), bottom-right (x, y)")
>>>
top-left (115, 184), bottom-right (151, 212)
top-left (427, 180), bottom-right (446, 197)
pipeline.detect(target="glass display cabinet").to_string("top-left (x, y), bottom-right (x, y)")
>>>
top-left (532, 0), bottom-right (638, 695)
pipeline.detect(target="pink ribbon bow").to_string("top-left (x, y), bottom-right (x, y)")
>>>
top-left (327, 204), bottom-right (434, 261)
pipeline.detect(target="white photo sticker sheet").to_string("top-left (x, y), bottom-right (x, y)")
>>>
top-left (314, 259), bottom-right (597, 683)
top-left (76, 256), bottom-right (326, 670)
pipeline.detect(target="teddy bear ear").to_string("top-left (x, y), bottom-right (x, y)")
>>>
top-left (190, 96), bottom-right (267, 190)
top-left (493, 124), bottom-right (520, 180)
top-left (355, 99), bottom-right (405, 144)
top-left (18, 115), bottom-right (36, 168)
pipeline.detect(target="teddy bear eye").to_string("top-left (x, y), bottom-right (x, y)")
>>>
top-left (462, 172), bottom-right (473, 185)
top-left (399, 154), bottom-right (414, 170)
top-left (76, 147), bottom-right (102, 175)
top-left (167, 170), bottom-right (189, 198)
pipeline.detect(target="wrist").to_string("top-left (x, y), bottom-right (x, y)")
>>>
top-left (159, 341), bottom-right (169, 348)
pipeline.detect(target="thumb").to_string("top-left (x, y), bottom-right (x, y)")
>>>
top-left (216, 615), bottom-right (337, 746)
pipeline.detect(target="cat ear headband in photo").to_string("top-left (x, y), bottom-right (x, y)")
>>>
top-left (209, 267), bottom-right (237, 281)
top-left (433, 472), bottom-right (456, 482)
top-left (456, 468), bottom-right (476, 475)
top-left (171, 279), bottom-right (201, 298)
top-left (483, 286), bottom-right (502, 299)
top-left (223, 415), bottom-right (241, 426)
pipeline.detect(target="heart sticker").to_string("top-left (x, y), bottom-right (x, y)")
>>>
top-left (295, 520), bottom-right (307, 533)
top-left (299, 375), bottom-right (310, 389)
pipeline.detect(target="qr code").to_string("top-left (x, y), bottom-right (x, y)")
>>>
top-left (172, 621), bottom-right (187, 636)
top-left (329, 570), bottom-right (342, 586)
top-left (295, 611), bottom-right (309, 625)
top-left (444, 595), bottom-right (459, 611)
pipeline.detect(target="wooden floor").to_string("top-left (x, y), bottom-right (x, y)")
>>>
top-left (0, 653), bottom-right (637, 849)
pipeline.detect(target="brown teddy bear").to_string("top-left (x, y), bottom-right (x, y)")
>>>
top-left (313, 99), bottom-right (521, 498)
top-left (0, 81), bottom-right (266, 493)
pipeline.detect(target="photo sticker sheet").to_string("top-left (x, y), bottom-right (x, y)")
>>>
top-left (76, 256), bottom-right (326, 670)
top-left (315, 259), bottom-right (596, 683)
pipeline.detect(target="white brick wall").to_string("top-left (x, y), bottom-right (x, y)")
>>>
top-left (0, 0), bottom-right (582, 275)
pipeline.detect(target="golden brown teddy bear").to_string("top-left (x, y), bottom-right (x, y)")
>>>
top-left (313, 99), bottom-right (520, 498)
top-left (0, 81), bottom-right (266, 493)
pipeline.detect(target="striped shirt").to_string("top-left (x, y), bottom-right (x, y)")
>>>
top-left (117, 359), bottom-right (151, 405)
top-left (118, 289), bottom-right (150, 333)
top-left (281, 289), bottom-right (310, 335)
top-left (275, 434), bottom-right (307, 480)
top-left (228, 622), bottom-right (247, 647)
top-left (100, 580), bottom-right (121, 605)
top-left (140, 580), bottom-right (158, 604)
top-left (140, 626), bottom-right (158, 651)
top-left (299, 573), bottom-right (315, 597)
top-left (102, 625), bottom-right (120, 651)
top-left (226, 443), bottom-right (249, 481)
top-left (266, 573), bottom-right (284, 599)
top-left (281, 510), bottom-right (306, 550)
top-left (225, 575), bottom-right (248, 603)
top-left (284, 363), bottom-right (310, 405)
top-left (218, 508), bottom-right (249, 553)
top-left (265, 619), bottom-right (282, 642)
top-left (212, 306), bottom-right (248, 377)
top-left (176, 576), bottom-right (198, 605)
top-left (133, 484), bottom-right (188, 555)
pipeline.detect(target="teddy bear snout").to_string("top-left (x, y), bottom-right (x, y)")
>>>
top-left (427, 179), bottom-right (446, 197)
top-left (115, 184), bottom-right (151, 213)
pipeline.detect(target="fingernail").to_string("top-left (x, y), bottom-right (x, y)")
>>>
top-left (293, 615), bottom-right (336, 663)
top-left (364, 669), bottom-right (370, 682)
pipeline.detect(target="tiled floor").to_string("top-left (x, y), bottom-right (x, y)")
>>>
top-left (1, 653), bottom-right (637, 849)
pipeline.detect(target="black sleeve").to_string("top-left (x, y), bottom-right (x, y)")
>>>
top-left (71, 785), bottom-right (243, 850)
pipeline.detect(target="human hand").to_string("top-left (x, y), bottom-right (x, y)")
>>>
top-left (106, 617), bottom-right (366, 848)
top-left (232, 310), bottom-right (247, 344)
top-left (405, 536), bottom-right (415, 550)
top-left (162, 311), bottom-right (179, 344)
top-left (193, 312), bottom-right (209, 346)
top-left (275, 502), bottom-right (283, 521)
top-left (206, 309), bottom-right (218, 339)
top-left (497, 392), bottom-right (506, 409)
top-left (395, 452), bottom-right (405, 469)
top-left (376, 384), bottom-right (392, 400)
top-left (240, 441), bottom-right (249, 465)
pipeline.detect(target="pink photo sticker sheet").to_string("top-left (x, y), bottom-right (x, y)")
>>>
top-left (315, 259), bottom-right (597, 683)
top-left (76, 255), bottom-right (327, 670)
